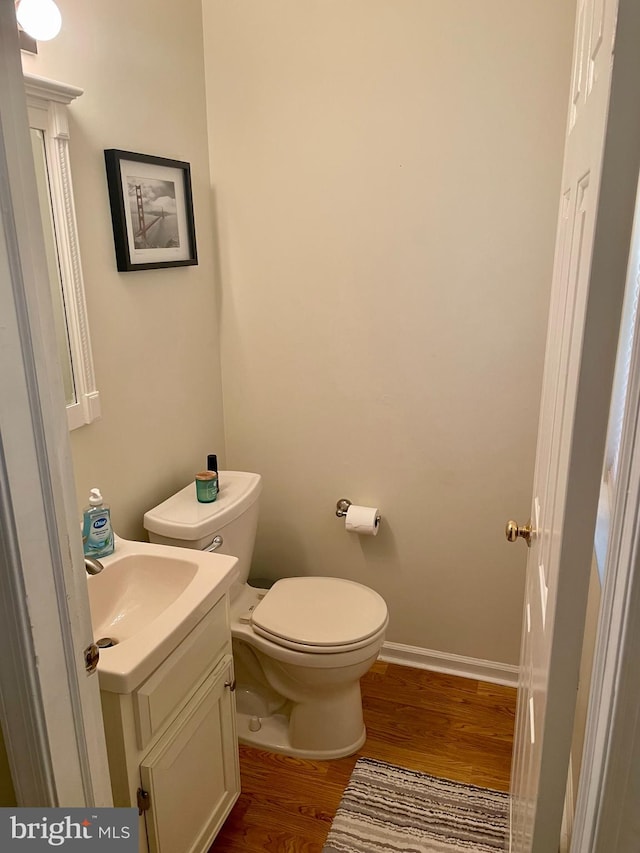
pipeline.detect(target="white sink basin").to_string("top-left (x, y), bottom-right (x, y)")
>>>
top-left (87, 537), bottom-right (238, 693)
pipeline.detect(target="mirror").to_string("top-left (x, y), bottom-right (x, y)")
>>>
top-left (24, 73), bottom-right (100, 429)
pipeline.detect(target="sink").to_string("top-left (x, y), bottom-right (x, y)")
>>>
top-left (87, 536), bottom-right (238, 693)
top-left (89, 553), bottom-right (198, 643)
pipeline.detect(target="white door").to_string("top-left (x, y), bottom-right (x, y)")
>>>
top-left (0, 5), bottom-right (111, 805)
top-left (509, 0), bottom-right (640, 850)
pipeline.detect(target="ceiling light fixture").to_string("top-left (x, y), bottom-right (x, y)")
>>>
top-left (16, 0), bottom-right (62, 42)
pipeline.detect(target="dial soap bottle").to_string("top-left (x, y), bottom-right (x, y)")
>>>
top-left (82, 488), bottom-right (114, 558)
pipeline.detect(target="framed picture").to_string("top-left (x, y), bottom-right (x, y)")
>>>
top-left (104, 149), bottom-right (198, 271)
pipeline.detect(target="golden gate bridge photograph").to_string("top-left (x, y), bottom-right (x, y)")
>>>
top-left (127, 176), bottom-right (181, 250)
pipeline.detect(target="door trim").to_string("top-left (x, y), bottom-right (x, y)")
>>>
top-left (0, 3), bottom-right (111, 806)
top-left (566, 2), bottom-right (640, 847)
top-left (572, 176), bottom-right (640, 853)
top-left (571, 268), bottom-right (640, 849)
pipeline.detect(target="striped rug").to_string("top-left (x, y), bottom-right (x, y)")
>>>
top-left (322, 758), bottom-right (509, 852)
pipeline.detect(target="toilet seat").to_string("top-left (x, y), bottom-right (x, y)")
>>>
top-left (250, 576), bottom-right (388, 654)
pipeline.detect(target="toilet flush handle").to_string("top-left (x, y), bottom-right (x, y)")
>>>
top-left (204, 535), bottom-right (223, 553)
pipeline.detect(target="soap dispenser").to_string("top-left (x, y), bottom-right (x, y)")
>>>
top-left (82, 488), bottom-right (114, 558)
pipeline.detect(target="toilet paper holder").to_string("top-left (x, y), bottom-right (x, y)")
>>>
top-left (335, 498), bottom-right (381, 526)
top-left (335, 498), bottom-right (352, 518)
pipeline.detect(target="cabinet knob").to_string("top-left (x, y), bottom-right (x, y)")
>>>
top-left (224, 678), bottom-right (236, 692)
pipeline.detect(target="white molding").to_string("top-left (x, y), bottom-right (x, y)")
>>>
top-left (24, 73), bottom-right (100, 431)
top-left (570, 326), bottom-right (640, 850)
top-left (571, 158), bottom-right (640, 853)
top-left (23, 72), bottom-right (83, 106)
top-left (379, 641), bottom-right (519, 687)
top-left (570, 7), bottom-right (640, 847)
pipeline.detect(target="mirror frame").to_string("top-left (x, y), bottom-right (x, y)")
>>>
top-left (24, 72), bottom-right (100, 430)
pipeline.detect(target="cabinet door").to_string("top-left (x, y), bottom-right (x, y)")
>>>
top-left (140, 655), bottom-right (239, 853)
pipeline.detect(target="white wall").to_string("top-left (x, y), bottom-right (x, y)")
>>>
top-left (203, 0), bottom-right (575, 664)
top-left (21, 0), bottom-right (226, 539)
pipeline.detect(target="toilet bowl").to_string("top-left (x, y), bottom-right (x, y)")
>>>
top-left (231, 577), bottom-right (388, 757)
top-left (143, 471), bottom-right (388, 758)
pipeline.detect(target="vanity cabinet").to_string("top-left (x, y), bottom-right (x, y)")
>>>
top-left (99, 593), bottom-right (240, 853)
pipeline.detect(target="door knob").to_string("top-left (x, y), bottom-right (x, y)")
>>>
top-left (506, 519), bottom-right (532, 547)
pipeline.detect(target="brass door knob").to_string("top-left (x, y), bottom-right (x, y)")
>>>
top-left (506, 519), bottom-right (532, 547)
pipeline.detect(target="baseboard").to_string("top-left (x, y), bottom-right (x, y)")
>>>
top-left (379, 641), bottom-right (519, 687)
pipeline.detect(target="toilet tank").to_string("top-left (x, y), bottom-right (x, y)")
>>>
top-left (143, 471), bottom-right (261, 586)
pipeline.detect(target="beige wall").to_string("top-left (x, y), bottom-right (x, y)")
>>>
top-left (17, 1), bottom-right (575, 664)
top-left (21, 0), bottom-right (226, 540)
top-left (203, 1), bottom-right (575, 663)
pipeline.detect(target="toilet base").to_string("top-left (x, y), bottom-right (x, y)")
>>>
top-left (236, 710), bottom-right (367, 760)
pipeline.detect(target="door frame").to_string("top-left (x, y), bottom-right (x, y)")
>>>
top-left (572, 192), bottom-right (640, 849)
top-left (565, 0), bottom-right (640, 848)
top-left (0, 3), bottom-right (111, 806)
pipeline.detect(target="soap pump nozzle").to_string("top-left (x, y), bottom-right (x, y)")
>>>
top-left (89, 488), bottom-right (103, 506)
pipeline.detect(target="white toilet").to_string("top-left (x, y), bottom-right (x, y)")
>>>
top-left (143, 471), bottom-right (389, 759)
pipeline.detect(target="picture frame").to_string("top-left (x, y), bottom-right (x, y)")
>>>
top-left (104, 149), bottom-right (198, 272)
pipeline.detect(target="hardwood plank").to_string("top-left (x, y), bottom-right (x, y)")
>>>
top-left (210, 664), bottom-right (516, 851)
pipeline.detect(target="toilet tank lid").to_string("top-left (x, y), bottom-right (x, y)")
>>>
top-left (143, 471), bottom-right (261, 541)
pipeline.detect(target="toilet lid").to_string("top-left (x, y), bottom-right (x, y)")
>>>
top-left (250, 577), bottom-right (388, 649)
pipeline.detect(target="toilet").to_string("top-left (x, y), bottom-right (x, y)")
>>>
top-left (143, 471), bottom-right (388, 759)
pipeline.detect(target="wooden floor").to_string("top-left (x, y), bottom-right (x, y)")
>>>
top-left (210, 661), bottom-right (516, 852)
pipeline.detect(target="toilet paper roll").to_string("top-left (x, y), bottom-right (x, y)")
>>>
top-left (345, 504), bottom-right (380, 536)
